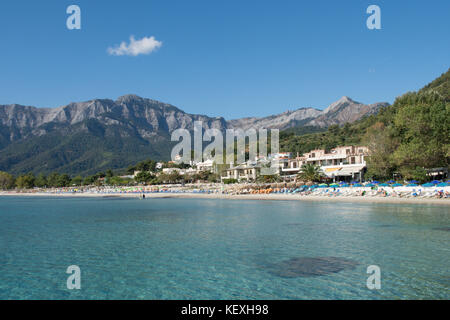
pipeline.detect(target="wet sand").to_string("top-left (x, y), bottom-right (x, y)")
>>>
top-left (1, 191), bottom-right (449, 205)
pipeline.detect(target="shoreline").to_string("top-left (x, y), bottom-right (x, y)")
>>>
top-left (1, 191), bottom-right (449, 205)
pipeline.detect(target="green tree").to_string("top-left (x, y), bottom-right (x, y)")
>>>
top-left (83, 176), bottom-right (96, 186)
top-left (71, 176), bottom-right (83, 186)
top-left (128, 159), bottom-right (157, 174)
top-left (401, 166), bottom-right (428, 183)
top-left (192, 171), bottom-right (211, 182)
top-left (109, 176), bottom-right (133, 186)
top-left (47, 172), bottom-right (61, 187)
top-left (95, 172), bottom-right (106, 179)
top-left (157, 173), bottom-right (170, 184)
top-left (363, 122), bottom-right (398, 180)
top-left (0, 171), bottom-right (15, 190)
top-left (392, 92), bottom-right (449, 172)
top-left (207, 173), bottom-right (219, 183)
top-left (297, 164), bottom-right (324, 182)
top-left (167, 171), bottom-right (182, 183)
top-left (135, 171), bottom-right (154, 184)
top-left (15, 173), bottom-right (35, 189)
top-left (35, 173), bottom-right (48, 188)
top-left (57, 174), bottom-right (71, 187)
top-left (223, 178), bottom-right (238, 184)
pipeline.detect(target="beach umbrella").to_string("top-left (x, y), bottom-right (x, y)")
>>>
top-left (409, 180), bottom-right (419, 184)
top-left (392, 183), bottom-right (403, 187)
top-left (406, 183), bottom-right (418, 187)
top-left (422, 183), bottom-right (434, 187)
top-left (319, 183), bottom-right (328, 187)
top-left (431, 180), bottom-right (440, 184)
top-left (366, 183), bottom-right (376, 187)
top-left (387, 180), bottom-right (395, 184)
top-left (330, 183), bottom-right (339, 187)
top-left (341, 183), bottom-right (350, 188)
top-left (352, 183), bottom-right (363, 187)
top-left (372, 181), bottom-right (380, 184)
top-left (436, 182), bottom-right (449, 187)
top-left (379, 183), bottom-right (390, 187)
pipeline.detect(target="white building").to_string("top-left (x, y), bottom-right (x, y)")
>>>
top-left (283, 146), bottom-right (369, 181)
top-left (162, 167), bottom-right (197, 176)
top-left (196, 159), bottom-right (215, 173)
top-left (221, 161), bottom-right (262, 181)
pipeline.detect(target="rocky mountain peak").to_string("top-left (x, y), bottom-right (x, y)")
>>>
top-left (323, 96), bottom-right (359, 114)
top-left (116, 94), bottom-right (144, 103)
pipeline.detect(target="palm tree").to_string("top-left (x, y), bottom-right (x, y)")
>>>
top-left (297, 163), bottom-right (324, 182)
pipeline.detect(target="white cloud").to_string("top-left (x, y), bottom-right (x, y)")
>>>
top-left (107, 36), bottom-right (162, 56)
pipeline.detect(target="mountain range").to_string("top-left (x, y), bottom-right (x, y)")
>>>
top-left (0, 95), bottom-right (389, 175)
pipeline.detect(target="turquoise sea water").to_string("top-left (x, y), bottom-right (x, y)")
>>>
top-left (0, 196), bottom-right (448, 300)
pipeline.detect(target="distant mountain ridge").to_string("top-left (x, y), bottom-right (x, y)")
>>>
top-left (228, 96), bottom-right (388, 130)
top-left (0, 95), bottom-right (389, 175)
top-left (308, 96), bottom-right (389, 127)
top-left (0, 95), bottom-right (227, 144)
top-left (0, 95), bottom-right (389, 135)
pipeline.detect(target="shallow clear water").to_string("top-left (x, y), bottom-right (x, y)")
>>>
top-left (0, 196), bottom-right (448, 300)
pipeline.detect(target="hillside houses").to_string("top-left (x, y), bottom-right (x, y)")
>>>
top-left (133, 145), bottom-right (370, 183)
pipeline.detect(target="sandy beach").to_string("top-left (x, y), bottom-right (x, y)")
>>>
top-left (1, 191), bottom-right (449, 205)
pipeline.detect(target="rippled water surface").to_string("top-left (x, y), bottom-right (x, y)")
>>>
top-left (0, 196), bottom-right (449, 299)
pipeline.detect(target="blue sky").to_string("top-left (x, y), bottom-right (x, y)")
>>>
top-left (0, 0), bottom-right (449, 119)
